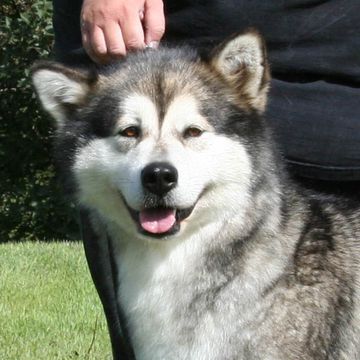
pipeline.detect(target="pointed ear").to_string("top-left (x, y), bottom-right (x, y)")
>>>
top-left (210, 30), bottom-right (270, 112)
top-left (31, 61), bottom-right (97, 126)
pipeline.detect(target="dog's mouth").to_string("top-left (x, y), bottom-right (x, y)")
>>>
top-left (127, 206), bottom-right (194, 238)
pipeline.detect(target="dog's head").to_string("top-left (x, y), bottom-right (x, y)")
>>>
top-left (32, 30), bottom-right (271, 240)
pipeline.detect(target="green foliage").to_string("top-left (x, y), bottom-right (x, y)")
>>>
top-left (0, 0), bottom-right (79, 241)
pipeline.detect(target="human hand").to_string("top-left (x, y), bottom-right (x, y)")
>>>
top-left (80, 0), bottom-right (165, 64)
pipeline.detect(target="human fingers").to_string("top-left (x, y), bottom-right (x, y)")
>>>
top-left (143, 0), bottom-right (165, 47)
top-left (84, 25), bottom-right (109, 64)
top-left (80, 0), bottom-right (128, 63)
top-left (102, 22), bottom-right (126, 59)
top-left (118, 7), bottom-right (146, 51)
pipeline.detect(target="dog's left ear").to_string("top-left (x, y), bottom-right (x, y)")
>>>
top-left (210, 30), bottom-right (270, 112)
top-left (31, 61), bottom-right (98, 126)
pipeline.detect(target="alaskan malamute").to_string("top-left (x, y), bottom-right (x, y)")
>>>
top-left (32, 31), bottom-right (360, 360)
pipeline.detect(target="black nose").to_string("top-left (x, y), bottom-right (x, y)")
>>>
top-left (141, 162), bottom-right (178, 196)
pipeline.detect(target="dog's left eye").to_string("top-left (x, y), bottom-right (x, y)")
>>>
top-left (118, 126), bottom-right (140, 138)
top-left (183, 127), bottom-right (203, 138)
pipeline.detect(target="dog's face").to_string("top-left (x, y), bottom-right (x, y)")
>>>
top-left (32, 31), bottom-right (270, 240)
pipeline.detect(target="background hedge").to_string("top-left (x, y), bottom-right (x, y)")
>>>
top-left (0, 0), bottom-right (78, 241)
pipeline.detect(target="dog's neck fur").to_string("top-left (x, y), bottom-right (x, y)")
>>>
top-left (102, 171), bottom-right (305, 359)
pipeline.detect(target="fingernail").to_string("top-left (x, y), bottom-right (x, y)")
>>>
top-left (147, 41), bottom-right (159, 49)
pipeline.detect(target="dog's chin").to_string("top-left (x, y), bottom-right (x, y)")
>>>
top-left (126, 205), bottom-right (195, 240)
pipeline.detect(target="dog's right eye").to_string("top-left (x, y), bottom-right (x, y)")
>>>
top-left (118, 126), bottom-right (140, 138)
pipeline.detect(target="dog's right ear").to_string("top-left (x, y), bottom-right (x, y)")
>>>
top-left (31, 61), bottom-right (97, 126)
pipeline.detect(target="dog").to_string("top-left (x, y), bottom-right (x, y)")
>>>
top-left (32, 30), bottom-right (360, 359)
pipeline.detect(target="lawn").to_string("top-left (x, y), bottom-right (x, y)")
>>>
top-left (0, 241), bottom-right (111, 359)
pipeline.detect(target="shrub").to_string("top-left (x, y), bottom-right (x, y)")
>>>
top-left (0, 0), bottom-right (79, 241)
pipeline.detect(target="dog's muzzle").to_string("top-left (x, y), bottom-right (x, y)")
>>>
top-left (123, 162), bottom-right (194, 238)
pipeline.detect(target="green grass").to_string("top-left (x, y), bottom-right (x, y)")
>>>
top-left (0, 242), bottom-right (111, 359)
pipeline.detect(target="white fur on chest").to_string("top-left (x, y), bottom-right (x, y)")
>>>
top-left (115, 231), bottom-right (222, 359)
top-left (111, 223), bottom-right (287, 360)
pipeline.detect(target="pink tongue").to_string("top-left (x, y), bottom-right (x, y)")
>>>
top-left (139, 208), bottom-right (176, 234)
